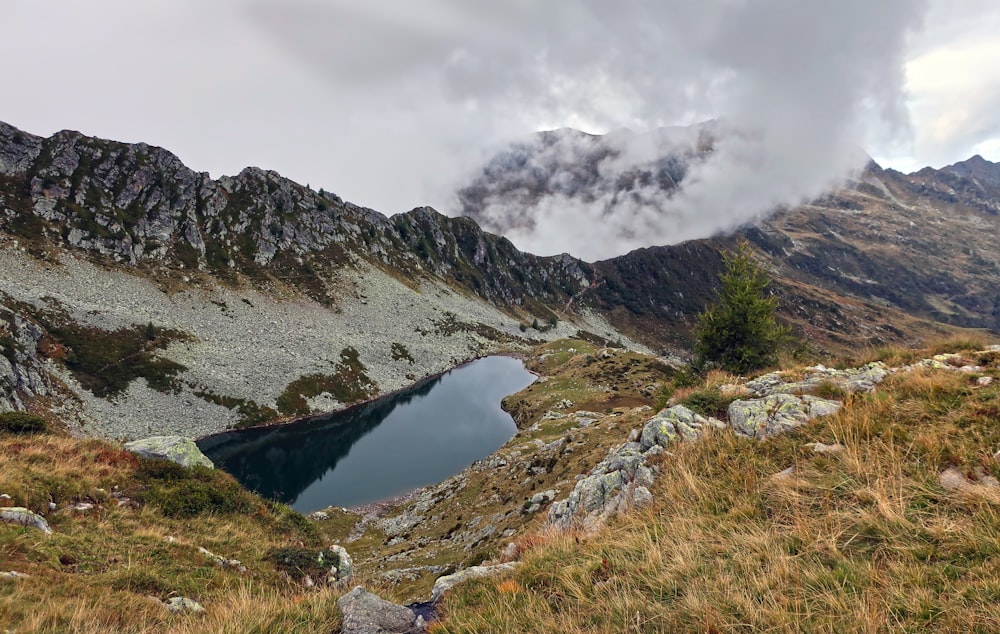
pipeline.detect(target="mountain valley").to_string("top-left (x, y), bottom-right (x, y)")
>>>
top-left (1, 120), bottom-right (999, 632)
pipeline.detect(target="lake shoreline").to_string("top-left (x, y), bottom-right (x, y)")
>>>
top-left (196, 350), bottom-right (532, 443)
top-left (200, 355), bottom-right (538, 511)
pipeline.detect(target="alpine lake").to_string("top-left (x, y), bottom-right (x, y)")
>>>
top-left (197, 356), bottom-right (536, 512)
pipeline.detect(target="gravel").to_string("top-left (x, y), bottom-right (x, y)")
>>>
top-left (0, 241), bottom-right (642, 439)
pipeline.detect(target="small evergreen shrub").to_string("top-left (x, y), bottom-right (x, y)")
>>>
top-left (0, 411), bottom-right (48, 435)
top-left (133, 459), bottom-right (257, 518)
top-left (695, 241), bottom-right (791, 374)
top-left (267, 547), bottom-right (335, 581)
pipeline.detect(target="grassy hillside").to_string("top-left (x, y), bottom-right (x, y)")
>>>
top-left (0, 428), bottom-right (361, 633)
top-left (3, 336), bottom-right (999, 632)
top-left (433, 342), bottom-right (1000, 632)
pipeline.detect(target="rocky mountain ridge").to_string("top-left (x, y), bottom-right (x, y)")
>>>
top-left (458, 127), bottom-right (1000, 347)
top-left (0, 120), bottom-right (996, 438)
top-left (0, 121), bottom-right (637, 437)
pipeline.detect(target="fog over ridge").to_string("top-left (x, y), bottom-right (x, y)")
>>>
top-left (1, 1), bottom-right (946, 260)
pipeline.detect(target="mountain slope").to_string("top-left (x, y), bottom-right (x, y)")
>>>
top-left (458, 128), bottom-right (1000, 351)
top-left (0, 122), bottom-right (630, 438)
top-left (0, 121), bottom-right (993, 438)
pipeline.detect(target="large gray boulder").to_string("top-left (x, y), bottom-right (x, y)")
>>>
top-left (337, 586), bottom-right (422, 634)
top-left (431, 563), bottom-right (521, 602)
top-left (0, 507), bottom-right (52, 534)
top-left (124, 436), bottom-right (214, 469)
top-left (728, 394), bottom-right (842, 439)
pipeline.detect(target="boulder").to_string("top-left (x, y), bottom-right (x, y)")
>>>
top-left (124, 436), bottom-right (214, 469)
top-left (431, 563), bottom-right (521, 602)
top-left (164, 597), bottom-right (205, 614)
top-left (0, 507), bottom-right (52, 534)
top-left (639, 405), bottom-right (724, 451)
top-left (328, 544), bottom-right (354, 585)
top-left (337, 586), bottom-right (421, 634)
top-left (728, 394), bottom-right (841, 439)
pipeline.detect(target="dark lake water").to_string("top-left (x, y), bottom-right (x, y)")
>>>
top-left (197, 356), bottom-right (536, 512)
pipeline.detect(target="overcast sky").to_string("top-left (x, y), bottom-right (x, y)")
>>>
top-left (4, 1), bottom-right (999, 257)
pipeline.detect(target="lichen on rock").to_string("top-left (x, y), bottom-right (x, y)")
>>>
top-left (124, 436), bottom-right (214, 469)
top-left (728, 393), bottom-right (842, 439)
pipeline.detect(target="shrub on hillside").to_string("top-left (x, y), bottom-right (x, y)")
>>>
top-left (0, 411), bottom-right (48, 435)
top-left (132, 458), bottom-right (258, 518)
top-left (267, 546), bottom-right (336, 581)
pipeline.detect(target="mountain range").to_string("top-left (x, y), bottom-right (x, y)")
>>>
top-left (0, 120), bottom-right (997, 437)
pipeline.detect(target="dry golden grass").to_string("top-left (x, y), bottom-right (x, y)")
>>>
top-left (844, 332), bottom-right (995, 369)
top-left (0, 433), bottom-right (349, 633)
top-left (435, 365), bottom-right (1000, 632)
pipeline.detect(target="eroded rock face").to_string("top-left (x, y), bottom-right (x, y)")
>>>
top-left (337, 586), bottom-right (422, 634)
top-left (728, 394), bottom-right (842, 439)
top-left (548, 405), bottom-right (724, 529)
top-left (124, 436), bottom-right (214, 468)
top-left (0, 308), bottom-right (58, 413)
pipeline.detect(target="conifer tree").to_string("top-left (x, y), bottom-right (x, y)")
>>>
top-left (695, 241), bottom-right (790, 374)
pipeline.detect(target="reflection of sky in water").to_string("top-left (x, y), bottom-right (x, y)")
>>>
top-left (207, 356), bottom-right (536, 512)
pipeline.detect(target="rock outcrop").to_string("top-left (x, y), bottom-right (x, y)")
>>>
top-left (728, 394), bottom-right (842, 439)
top-left (124, 436), bottom-right (214, 468)
top-left (337, 586), bottom-right (424, 634)
top-left (328, 544), bottom-right (354, 586)
top-left (0, 306), bottom-right (59, 413)
top-left (742, 362), bottom-right (890, 398)
top-left (548, 405), bottom-right (723, 529)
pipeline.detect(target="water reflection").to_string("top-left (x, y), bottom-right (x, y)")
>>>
top-left (198, 356), bottom-right (535, 511)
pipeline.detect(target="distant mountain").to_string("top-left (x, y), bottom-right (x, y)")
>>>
top-left (458, 127), bottom-right (1000, 347)
top-left (457, 124), bottom-right (715, 236)
top-left (908, 154), bottom-right (1000, 216)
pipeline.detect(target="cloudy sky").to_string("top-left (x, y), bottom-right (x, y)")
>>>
top-left (4, 1), bottom-right (999, 259)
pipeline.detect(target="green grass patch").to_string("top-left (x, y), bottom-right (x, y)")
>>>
top-left (675, 386), bottom-right (734, 419)
top-left (194, 389), bottom-right (280, 428)
top-left (276, 347), bottom-right (377, 416)
top-left (391, 342), bottom-right (415, 365)
top-left (43, 321), bottom-right (191, 398)
top-left (131, 458), bottom-right (260, 519)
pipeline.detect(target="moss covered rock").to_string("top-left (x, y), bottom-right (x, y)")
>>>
top-left (124, 436), bottom-right (214, 469)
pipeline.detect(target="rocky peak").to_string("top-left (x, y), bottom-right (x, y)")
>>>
top-left (943, 154), bottom-right (1000, 188)
top-left (0, 122), bottom-right (43, 175)
top-left (0, 121), bottom-right (592, 310)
